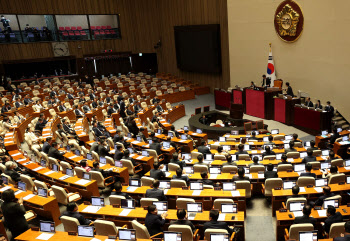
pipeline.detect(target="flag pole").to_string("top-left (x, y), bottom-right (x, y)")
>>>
top-left (269, 43), bottom-right (272, 52)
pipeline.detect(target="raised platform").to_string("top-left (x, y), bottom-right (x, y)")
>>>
top-left (188, 110), bottom-right (268, 140)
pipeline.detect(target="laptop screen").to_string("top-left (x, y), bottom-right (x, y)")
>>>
top-left (91, 197), bottom-right (104, 206)
top-left (244, 167), bottom-right (250, 174)
top-left (289, 202), bottom-right (305, 212)
top-left (221, 203), bottom-right (237, 213)
top-left (183, 126), bottom-right (189, 131)
top-left (52, 164), bottom-right (58, 172)
top-left (77, 225), bottom-right (94, 237)
top-left (305, 141), bottom-right (311, 147)
top-left (157, 129), bottom-right (162, 134)
top-left (347, 176), bottom-right (350, 184)
top-left (183, 166), bottom-right (194, 174)
top-left (315, 178), bottom-right (328, 187)
top-left (164, 232), bottom-right (182, 241)
top-left (119, 229), bottom-right (136, 241)
top-left (285, 135), bottom-right (293, 141)
top-left (153, 201), bottom-right (168, 211)
top-left (87, 153), bottom-right (92, 160)
top-left (148, 139), bottom-right (153, 144)
top-left (181, 153), bottom-right (191, 160)
top-left (294, 164), bottom-right (305, 172)
top-left (163, 141), bottom-right (171, 149)
top-left (41, 160), bottom-right (46, 167)
top-left (66, 145), bottom-right (71, 152)
top-left (181, 135), bottom-right (187, 140)
top-left (231, 130), bottom-right (238, 135)
top-left (205, 154), bottom-right (213, 160)
top-left (283, 181), bottom-right (295, 190)
top-left (40, 221), bottom-right (55, 233)
top-left (159, 181), bottom-right (170, 189)
top-left (115, 161), bottom-right (123, 167)
top-left (284, 144), bottom-right (290, 149)
top-left (271, 129), bottom-right (279, 134)
top-left (127, 148), bottom-right (134, 154)
top-left (218, 137), bottom-right (226, 142)
top-left (83, 173), bottom-right (91, 180)
top-left (324, 199), bottom-right (339, 209)
top-left (2, 176), bottom-right (8, 185)
top-left (321, 130), bottom-right (328, 135)
top-left (100, 156), bottom-right (106, 164)
top-left (276, 154), bottom-right (282, 160)
top-left (263, 137), bottom-right (269, 142)
top-left (209, 167), bottom-right (221, 174)
top-left (210, 234), bottom-right (229, 241)
top-left (322, 150), bottom-right (330, 156)
top-left (129, 179), bottom-right (141, 187)
top-left (343, 136), bottom-right (349, 142)
top-left (196, 129), bottom-right (202, 134)
top-left (18, 181), bottom-right (26, 191)
top-left (38, 187), bottom-right (48, 198)
top-left (121, 199), bottom-right (135, 209)
top-left (300, 152), bottom-right (307, 158)
top-left (223, 182), bottom-right (236, 191)
top-left (142, 150), bottom-right (149, 157)
top-left (337, 128), bottom-right (342, 133)
top-left (321, 162), bottom-right (330, 169)
top-left (190, 182), bottom-right (203, 190)
top-left (299, 231), bottom-right (318, 241)
top-left (136, 136), bottom-right (142, 142)
top-left (187, 203), bottom-right (202, 213)
top-left (222, 145), bottom-right (231, 151)
top-left (66, 168), bottom-right (74, 177)
top-left (244, 145), bottom-right (250, 151)
top-left (75, 150), bottom-right (80, 156)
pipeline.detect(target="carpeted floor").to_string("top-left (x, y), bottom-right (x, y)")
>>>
top-left (13, 93), bottom-right (314, 241)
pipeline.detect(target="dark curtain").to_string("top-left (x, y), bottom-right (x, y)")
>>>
top-left (84, 59), bottom-right (95, 76)
top-left (95, 56), bottom-right (131, 76)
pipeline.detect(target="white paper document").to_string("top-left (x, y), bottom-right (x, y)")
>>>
top-left (344, 167), bottom-right (350, 170)
top-left (218, 213), bottom-right (226, 221)
top-left (33, 167), bottom-right (44, 171)
top-left (129, 154), bottom-right (136, 158)
top-left (75, 179), bottom-right (91, 185)
top-left (136, 156), bottom-right (144, 160)
top-left (164, 189), bottom-right (169, 194)
top-left (45, 171), bottom-right (55, 175)
top-left (119, 209), bottom-right (132, 216)
top-left (251, 150), bottom-right (258, 154)
top-left (82, 206), bottom-right (101, 213)
top-left (69, 155), bottom-right (79, 159)
top-left (165, 172), bottom-right (171, 177)
top-left (12, 153), bottom-right (22, 156)
top-left (258, 174), bottom-right (264, 179)
top-left (131, 141), bottom-right (140, 144)
top-left (17, 158), bottom-right (27, 162)
top-left (36, 233), bottom-right (54, 240)
top-left (23, 194), bottom-right (35, 200)
top-left (59, 175), bottom-right (70, 180)
top-left (210, 174), bottom-right (218, 179)
top-left (314, 187), bottom-right (323, 193)
top-left (293, 211), bottom-right (303, 217)
top-left (192, 190), bottom-right (202, 196)
top-left (231, 191), bottom-right (241, 197)
top-left (127, 186), bottom-right (138, 192)
top-left (299, 187), bottom-right (306, 193)
top-left (14, 190), bottom-right (23, 195)
top-left (0, 186), bottom-right (11, 192)
top-left (317, 210), bottom-right (327, 217)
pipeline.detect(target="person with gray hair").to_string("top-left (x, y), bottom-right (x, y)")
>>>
top-left (5, 161), bottom-right (20, 182)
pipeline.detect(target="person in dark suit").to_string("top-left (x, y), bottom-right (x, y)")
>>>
top-left (293, 205), bottom-right (316, 227)
top-left (170, 152), bottom-right (186, 170)
top-left (1, 102), bottom-right (11, 113)
top-left (315, 100), bottom-right (323, 110)
top-left (304, 97), bottom-right (314, 107)
top-left (248, 156), bottom-right (262, 167)
top-left (48, 142), bottom-right (64, 161)
top-left (314, 186), bottom-right (335, 207)
top-left (232, 167), bottom-right (250, 181)
top-left (150, 138), bottom-right (162, 155)
top-left (91, 100), bottom-right (98, 109)
top-left (172, 168), bottom-right (190, 185)
top-left (1, 189), bottom-right (29, 239)
top-left (201, 171), bottom-right (214, 186)
top-left (62, 119), bottom-right (76, 136)
top-left (199, 114), bottom-right (209, 125)
top-left (82, 103), bottom-right (91, 113)
top-left (23, 94), bottom-right (32, 106)
top-left (324, 206), bottom-right (343, 234)
top-left (307, 140), bottom-right (319, 152)
top-left (145, 204), bottom-right (167, 237)
top-left (325, 101), bottom-right (335, 118)
top-left (107, 103), bottom-right (117, 116)
top-left (114, 144), bottom-right (124, 161)
top-left (300, 163), bottom-right (316, 178)
top-left (236, 144), bottom-right (249, 156)
top-left (67, 92), bottom-right (75, 100)
top-left (170, 209), bottom-right (195, 231)
top-left (261, 74), bottom-right (267, 86)
top-left (264, 135), bottom-right (275, 146)
top-left (5, 161), bottom-right (21, 182)
top-left (197, 140), bottom-right (211, 155)
top-left (330, 128), bottom-right (340, 145)
top-left (122, 149), bottom-right (137, 166)
top-left (264, 164), bottom-right (278, 179)
top-left (74, 105), bottom-right (84, 118)
top-left (222, 155), bottom-right (237, 166)
top-left (262, 145), bottom-right (276, 158)
top-left (42, 137), bottom-right (53, 154)
top-left (326, 151), bottom-right (337, 162)
top-left (61, 202), bottom-right (92, 225)
top-left (285, 82), bottom-right (294, 97)
top-left (92, 121), bottom-right (105, 138)
top-left (278, 154), bottom-right (289, 165)
top-left (35, 118), bottom-right (46, 132)
top-left (249, 131), bottom-right (259, 141)
top-left (286, 185), bottom-right (304, 200)
top-left (194, 154), bottom-right (209, 167)
top-left (137, 127), bottom-right (147, 142)
top-left (334, 222), bottom-right (350, 241)
top-left (49, 90), bottom-right (57, 98)
top-left (302, 150), bottom-right (317, 163)
top-left (156, 103), bottom-right (163, 113)
top-left (203, 209), bottom-right (233, 235)
top-left (111, 182), bottom-right (132, 198)
top-left (145, 180), bottom-right (167, 201)
top-left (150, 162), bottom-right (165, 180)
top-left (58, 102), bottom-right (66, 112)
top-left (284, 140), bottom-right (297, 153)
top-left (97, 139), bottom-right (110, 158)
top-left (91, 161), bottom-right (108, 178)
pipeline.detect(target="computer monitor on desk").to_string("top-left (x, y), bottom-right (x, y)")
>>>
top-left (77, 225), bottom-right (94, 237)
top-left (119, 229), bottom-right (136, 241)
top-left (164, 232), bottom-right (182, 241)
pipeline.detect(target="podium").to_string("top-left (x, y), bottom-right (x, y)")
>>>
top-left (230, 102), bottom-right (244, 119)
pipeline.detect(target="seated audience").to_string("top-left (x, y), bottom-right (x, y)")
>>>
top-left (201, 171), bottom-right (214, 186)
top-left (324, 206), bottom-right (343, 234)
top-left (314, 186), bottom-right (335, 207)
top-left (264, 164), bottom-right (278, 179)
top-left (300, 163), bottom-right (316, 178)
top-left (172, 168), bottom-right (190, 185)
top-left (145, 179), bottom-right (167, 201)
top-left (286, 185), bottom-right (304, 200)
top-left (301, 150), bottom-right (316, 163)
top-left (293, 205), bottom-right (316, 227)
top-left (145, 204), bottom-right (167, 236)
top-left (170, 209), bottom-right (195, 231)
top-left (61, 202), bottom-right (93, 225)
top-left (80, 160), bottom-right (91, 172)
top-left (222, 155), bottom-right (237, 166)
top-left (150, 162), bottom-right (165, 180)
top-left (232, 167), bottom-right (249, 181)
top-left (203, 209), bottom-right (233, 235)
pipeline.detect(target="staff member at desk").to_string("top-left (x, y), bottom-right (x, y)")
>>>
top-left (150, 162), bottom-right (165, 180)
top-left (170, 209), bottom-right (195, 231)
top-left (145, 204), bottom-right (168, 237)
top-left (1, 189), bottom-right (29, 239)
top-left (325, 101), bottom-right (335, 118)
top-left (285, 82), bottom-right (294, 97)
top-left (323, 206), bottom-right (343, 234)
top-left (145, 179), bottom-right (167, 201)
top-left (313, 186), bottom-right (335, 207)
top-left (197, 140), bottom-right (211, 155)
top-left (286, 185), bottom-right (304, 200)
top-left (304, 97), bottom-right (314, 107)
top-left (315, 100), bottom-right (323, 110)
top-left (293, 205), bottom-right (316, 227)
top-left (172, 168), bottom-right (190, 185)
